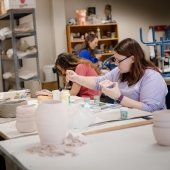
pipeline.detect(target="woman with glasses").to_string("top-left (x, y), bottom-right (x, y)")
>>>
top-left (66, 38), bottom-right (168, 112)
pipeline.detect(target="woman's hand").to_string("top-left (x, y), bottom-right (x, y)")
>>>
top-left (99, 79), bottom-right (114, 88)
top-left (100, 80), bottom-right (121, 100)
top-left (36, 89), bottom-right (52, 96)
top-left (66, 70), bottom-right (78, 83)
top-left (95, 54), bottom-right (102, 60)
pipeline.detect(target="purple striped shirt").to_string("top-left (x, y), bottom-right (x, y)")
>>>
top-left (96, 67), bottom-right (168, 112)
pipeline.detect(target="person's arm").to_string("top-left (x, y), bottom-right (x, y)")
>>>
top-left (104, 87), bottom-right (143, 109)
top-left (101, 82), bottom-right (143, 110)
top-left (66, 70), bottom-right (97, 90)
top-left (69, 82), bottom-right (81, 96)
top-left (102, 70), bottom-right (168, 112)
top-left (120, 96), bottom-right (143, 109)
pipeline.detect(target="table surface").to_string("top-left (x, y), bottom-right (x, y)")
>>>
top-left (0, 100), bottom-right (152, 140)
top-left (0, 124), bottom-right (170, 170)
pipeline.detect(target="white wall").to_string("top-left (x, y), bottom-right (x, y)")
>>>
top-left (35, 0), bottom-right (56, 80)
top-left (35, 0), bottom-right (170, 67)
top-left (24, 0), bottom-right (56, 93)
top-left (64, 0), bottom-right (170, 56)
top-left (34, 0), bottom-right (170, 79)
top-left (51, 0), bottom-right (67, 60)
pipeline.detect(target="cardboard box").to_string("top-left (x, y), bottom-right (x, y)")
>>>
top-left (4, 0), bottom-right (36, 11)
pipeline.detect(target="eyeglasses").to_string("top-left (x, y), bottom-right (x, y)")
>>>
top-left (112, 54), bottom-right (132, 64)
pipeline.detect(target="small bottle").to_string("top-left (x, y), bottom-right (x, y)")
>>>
top-left (97, 27), bottom-right (101, 39)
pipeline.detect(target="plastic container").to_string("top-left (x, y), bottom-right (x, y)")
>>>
top-left (120, 107), bottom-right (128, 120)
top-left (60, 90), bottom-right (70, 104)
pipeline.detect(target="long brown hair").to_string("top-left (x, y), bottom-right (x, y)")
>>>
top-left (82, 33), bottom-right (98, 56)
top-left (114, 38), bottom-right (160, 86)
top-left (55, 53), bottom-right (101, 75)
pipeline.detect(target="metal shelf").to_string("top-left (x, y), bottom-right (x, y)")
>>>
top-left (20, 75), bottom-right (39, 81)
top-left (0, 8), bottom-right (35, 20)
top-left (0, 8), bottom-right (40, 91)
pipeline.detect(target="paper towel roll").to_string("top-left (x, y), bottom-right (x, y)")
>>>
top-left (16, 104), bottom-right (37, 133)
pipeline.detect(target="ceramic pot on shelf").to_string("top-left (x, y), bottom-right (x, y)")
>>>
top-left (35, 100), bottom-right (69, 145)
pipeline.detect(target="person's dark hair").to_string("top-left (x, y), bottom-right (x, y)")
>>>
top-left (82, 33), bottom-right (98, 55)
top-left (114, 38), bottom-right (160, 86)
top-left (55, 53), bottom-right (100, 75)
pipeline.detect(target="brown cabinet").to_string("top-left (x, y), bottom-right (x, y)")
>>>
top-left (66, 23), bottom-right (119, 61)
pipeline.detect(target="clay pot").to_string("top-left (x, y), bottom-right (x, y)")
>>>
top-left (16, 104), bottom-right (37, 133)
top-left (35, 100), bottom-right (68, 145)
top-left (152, 110), bottom-right (170, 146)
top-left (152, 126), bottom-right (170, 146)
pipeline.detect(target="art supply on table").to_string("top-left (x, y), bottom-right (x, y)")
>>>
top-left (52, 90), bottom-right (61, 101)
top-left (84, 97), bottom-right (90, 108)
top-left (120, 107), bottom-right (128, 120)
top-left (93, 95), bottom-right (100, 106)
top-left (60, 89), bottom-right (70, 104)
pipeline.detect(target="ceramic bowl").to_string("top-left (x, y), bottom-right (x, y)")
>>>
top-left (153, 111), bottom-right (170, 122)
top-left (152, 126), bottom-right (170, 146)
top-left (153, 121), bottom-right (170, 128)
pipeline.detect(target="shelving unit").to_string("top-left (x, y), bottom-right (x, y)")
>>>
top-left (0, 8), bottom-right (40, 91)
top-left (66, 23), bottom-right (119, 61)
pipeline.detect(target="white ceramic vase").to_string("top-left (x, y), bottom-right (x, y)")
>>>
top-left (35, 100), bottom-right (68, 145)
top-left (16, 104), bottom-right (37, 133)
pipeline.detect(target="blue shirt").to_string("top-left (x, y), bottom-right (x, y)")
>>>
top-left (79, 49), bottom-right (98, 64)
top-left (96, 67), bottom-right (168, 112)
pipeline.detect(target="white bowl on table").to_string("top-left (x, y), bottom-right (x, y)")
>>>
top-left (153, 110), bottom-right (170, 122)
top-left (153, 121), bottom-right (170, 128)
top-left (152, 126), bottom-right (170, 146)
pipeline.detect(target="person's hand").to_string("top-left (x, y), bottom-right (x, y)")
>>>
top-left (66, 70), bottom-right (78, 83)
top-left (100, 81), bottom-right (121, 100)
top-left (99, 79), bottom-right (114, 88)
top-left (36, 89), bottom-right (52, 96)
top-left (95, 53), bottom-right (102, 60)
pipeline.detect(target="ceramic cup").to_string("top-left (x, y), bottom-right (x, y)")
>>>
top-left (52, 90), bottom-right (61, 101)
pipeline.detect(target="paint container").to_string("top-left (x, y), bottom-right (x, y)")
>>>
top-left (120, 107), bottom-right (128, 120)
top-left (93, 95), bottom-right (100, 106)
